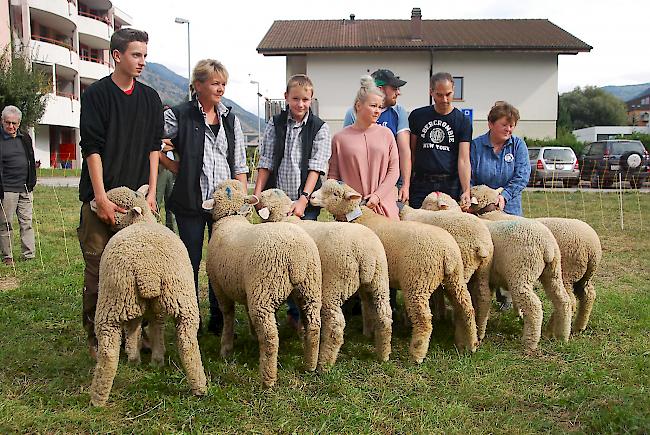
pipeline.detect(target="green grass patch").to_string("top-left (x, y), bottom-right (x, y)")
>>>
top-left (0, 187), bottom-right (648, 432)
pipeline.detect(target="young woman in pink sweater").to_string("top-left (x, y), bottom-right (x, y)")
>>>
top-left (328, 76), bottom-right (400, 219)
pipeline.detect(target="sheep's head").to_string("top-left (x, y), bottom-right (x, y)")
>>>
top-left (91, 185), bottom-right (154, 231)
top-left (468, 185), bottom-right (503, 214)
top-left (202, 180), bottom-right (257, 221)
top-left (310, 180), bottom-right (362, 220)
top-left (257, 189), bottom-right (292, 222)
top-left (421, 191), bottom-right (462, 212)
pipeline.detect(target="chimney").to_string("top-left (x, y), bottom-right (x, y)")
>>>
top-left (411, 8), bottom-right (422, 41)
top-left (350, 14), bottom-right (355, 22)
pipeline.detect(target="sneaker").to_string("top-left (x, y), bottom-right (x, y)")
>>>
top-left (2, 257), bottom-right (14, 266)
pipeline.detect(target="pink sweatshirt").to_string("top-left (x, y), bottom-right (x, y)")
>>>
top-left (328, 124), bottom-right (400, 219)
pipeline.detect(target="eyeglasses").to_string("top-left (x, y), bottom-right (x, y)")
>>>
top-left (2, 120), bottom-right (19, 126)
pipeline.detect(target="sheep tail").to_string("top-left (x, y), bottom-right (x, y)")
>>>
top-left (135, 270), bottom-right (162, 299)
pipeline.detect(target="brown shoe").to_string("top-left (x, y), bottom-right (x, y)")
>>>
top-left (2, 258), bottom-right (14, 266)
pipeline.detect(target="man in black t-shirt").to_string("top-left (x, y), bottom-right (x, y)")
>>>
top-left (408, 72), bottom-right (472, 208)
top-left (78, 28), bottom-right (163, 359)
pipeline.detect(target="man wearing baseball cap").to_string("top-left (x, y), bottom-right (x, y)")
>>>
top-left (343, 69), bottom-right (411, 202)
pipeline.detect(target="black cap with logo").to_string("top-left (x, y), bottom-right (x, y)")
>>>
top-left (371, 69), bottom-right (407, 88)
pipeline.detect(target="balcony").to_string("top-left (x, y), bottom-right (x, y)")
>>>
top-left (28, 0), bottom-right (76, 22)
top-left (40, 94), bottom-right (81, 128)
top-left (77, 14), bottom-right (111, 46)
top-left (79, 55), bottom-right (109, 80)
top-left (30, 38), bottom-right (79, 71)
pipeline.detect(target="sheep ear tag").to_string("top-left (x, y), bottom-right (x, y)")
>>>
top-left (258, 207), bottom-right (270, 220)
top-left (345, 206), bottom-right (362, 222)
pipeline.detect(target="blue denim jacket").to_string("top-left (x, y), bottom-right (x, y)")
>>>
top-left (470, 131), bottom-right (531, 216)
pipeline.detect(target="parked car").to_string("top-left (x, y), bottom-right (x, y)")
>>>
top-left (528, 146), bottom-right (580, 187)
top-left (579, 140), bottom-right (650, 188)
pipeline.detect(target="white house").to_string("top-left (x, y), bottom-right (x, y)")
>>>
top-left (257, 8), bottom-right (591, 139)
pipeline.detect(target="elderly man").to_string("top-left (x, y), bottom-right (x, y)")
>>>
top-left (0, 105), bottom-right (37, 265)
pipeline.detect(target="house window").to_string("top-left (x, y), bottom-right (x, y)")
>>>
top-left (453, 77), bottom-right (464, 101)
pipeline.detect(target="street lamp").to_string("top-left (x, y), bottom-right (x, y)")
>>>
top-left (174, 17), bottom-right (191, 101)
top-left (250, 79), bottom-right (261, 147)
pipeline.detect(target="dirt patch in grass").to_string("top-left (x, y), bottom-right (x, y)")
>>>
top-left (0, 276), bottom-right (19, 292)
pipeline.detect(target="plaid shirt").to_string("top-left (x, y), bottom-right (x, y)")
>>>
top-left (257, 112), bottom-right (331, 200)
top-left (164, 101), bottom-right (248, 201)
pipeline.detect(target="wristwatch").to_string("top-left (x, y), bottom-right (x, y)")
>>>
top-left (300, 191), bottom-right (311, 199)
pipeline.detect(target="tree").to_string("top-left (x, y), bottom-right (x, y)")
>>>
top-left (0, 44), bottom-right (51, 128)
top-left (558, 86), bottom-right (628, 130)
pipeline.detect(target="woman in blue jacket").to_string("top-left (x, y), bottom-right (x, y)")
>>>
top-left (470, 101), bottom-right (530, 216)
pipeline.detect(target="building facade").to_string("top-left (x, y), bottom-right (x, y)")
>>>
top-left (257, 9), bottom-right (591, 139)
top-left (1, 0), bottom-right (132, 168)
top-left (627, 90), bottom-right (650, 127)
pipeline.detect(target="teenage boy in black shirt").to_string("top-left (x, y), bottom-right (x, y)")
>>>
top-left (78, 28), bottom-right (163, 359)
top-left (408, 72), bottom-right (472, 208)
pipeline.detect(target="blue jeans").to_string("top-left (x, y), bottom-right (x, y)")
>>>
top-left (409, 176), bottom-right (461, 209)
top-left (175, 212), bottom-right (222, 327)
top-left (286, 204), bottom-right (321, 321)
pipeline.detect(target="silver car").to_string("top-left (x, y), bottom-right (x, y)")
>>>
top-left (528, 146), bottom-right (580, 187)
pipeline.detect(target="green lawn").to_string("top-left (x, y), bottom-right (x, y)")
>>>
top-left (0, 187), bottom-right (648, 433)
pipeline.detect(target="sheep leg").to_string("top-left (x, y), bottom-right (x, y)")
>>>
top-left (317, 304), bottom-right (346, 371)
top-left (148, 305), bottom-right (166, 367)
top-left (89, 323), bottom-right (122, 407)
top-left (218, 291), bottom-right (236, 358)
top-left (124, 318), bottom-right (142, 364)
top-left (539, 264), bottom-right (572, 342)
top-left (293, 287), bottom-right (321, 373)
top-left (175, 316), bottom-right (207, 396)
top-left (508, 281), bottom-right (543, 352)
top-left (470, 266), bottom-right (492, 342)
top-left (403, 287), bottom-right (433, 364)
top-left (573, 280), bottom-right (596, 333)
top-left (249, 307), bottom-right (280, 388)
top-left (245, 305), bottom-right (257, 339)
top-left (367, 284), bottom-right (392, 362)
top-left (359, 290), bottom-right (374, 338)
top-left (443, 276), bottom-right (478, 353)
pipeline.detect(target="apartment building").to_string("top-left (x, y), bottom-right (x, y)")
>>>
top-left (1, 0), bottom-right (132, 168)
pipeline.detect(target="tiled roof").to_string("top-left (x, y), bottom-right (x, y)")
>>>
top-left (257, 19), bottom-right (592, 54)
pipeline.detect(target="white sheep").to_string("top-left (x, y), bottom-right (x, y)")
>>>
top-left (467, 185), bottom-right (602, 333)
top-left (89, 186), bottom-right (206, 407)
top-left (256, 188), bottom-right (392, 369)
top-left (421, 189), bottom-right (574, 351)
top-left (311, 180), bottom-right (478, 363)
top-left (203, 180), bottom-right (322, 387)
top-left (399, 202), bottom-right (494, 341)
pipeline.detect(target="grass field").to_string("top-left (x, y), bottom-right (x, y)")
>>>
top-left (0, 187), bottom-right (648, 433)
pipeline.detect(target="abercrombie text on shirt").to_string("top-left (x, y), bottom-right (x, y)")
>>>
top-left (408, 106), bottom-right (472, 176)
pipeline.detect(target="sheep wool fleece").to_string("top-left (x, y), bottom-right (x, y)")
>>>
top-left (90, 186), bottom-right (206, 407)
top-left (311, 179), bottom-right (478, 364)
top-left (257, 188), bottom-right (392, 369)
top-left (204, 180), bottom-right (322, 388)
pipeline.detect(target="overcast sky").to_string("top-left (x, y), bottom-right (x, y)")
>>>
top-left (113, 0), bottom-right (649, 115)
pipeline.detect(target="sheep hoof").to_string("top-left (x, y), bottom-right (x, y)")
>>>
top-left (523, 348), bottom-right (541, 357)
top-left (127, 356), bottom-right (141, 365)
top-left (192, 387), bottom-right (207, 397)
top-left (262, 380), bottom-right (276, 389)
top-left (90, 396), bottom-right (107, 407)
top-left (150, 357), bottom-right (164, 368)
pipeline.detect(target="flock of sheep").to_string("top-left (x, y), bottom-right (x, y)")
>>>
top-left (87, 180), bottom-right (602, 407)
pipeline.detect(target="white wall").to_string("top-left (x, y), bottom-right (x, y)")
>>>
top-left (306, 51), bottom-right (431, 124)
top-left (303, 50), bottom-right (559, 139)
top-left (33, 125), bottom-right (50, 168)
top-left (572, 126), bottom-right (650, 143)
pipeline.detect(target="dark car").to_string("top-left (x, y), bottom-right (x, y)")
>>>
top-left (579, 140), bottom-right (650, 188)
top-left (528, 146), bottom-right (580, 187)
